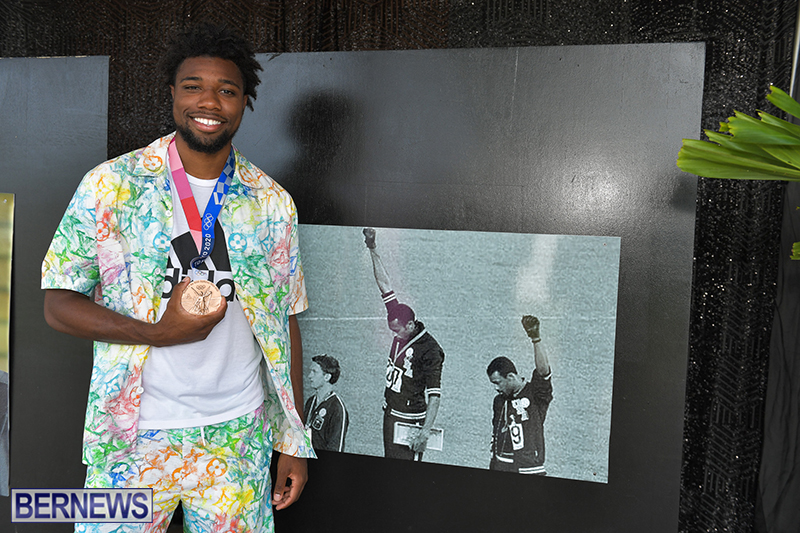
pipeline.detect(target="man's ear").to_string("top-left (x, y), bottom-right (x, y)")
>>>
top-left (170, 85), bottom-right (175, 99)
top-left (243, 94), bottom-right (248, 110)
top-left (323, 373), bottom-right (332, 383)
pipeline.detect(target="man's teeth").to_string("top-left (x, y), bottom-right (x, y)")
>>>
top-left (194, 117), bottom-right (221, 126)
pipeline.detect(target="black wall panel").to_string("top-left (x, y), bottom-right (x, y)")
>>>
top-left (0, 56), bottom-right (108, 532)
top-left (239, 43), bottom-right (703, 532)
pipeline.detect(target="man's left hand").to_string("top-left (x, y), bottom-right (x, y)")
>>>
top-left (410, 427), bottom-right (431, 453)
top-left (272, 454), bottom-right (308, 510)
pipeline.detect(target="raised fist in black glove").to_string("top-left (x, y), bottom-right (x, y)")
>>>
top-left (363, 227), bottom-right (376, 249)
top-left (521, 315), bottom-right (541, 343)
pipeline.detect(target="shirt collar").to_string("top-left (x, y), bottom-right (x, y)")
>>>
top-left (128, 132), bottom-right (262, 190)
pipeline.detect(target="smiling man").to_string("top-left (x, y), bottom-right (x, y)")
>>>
top-left (41, 24), bottom-right (314, 532)
top-left (363, 228), bottom-right (445, 461)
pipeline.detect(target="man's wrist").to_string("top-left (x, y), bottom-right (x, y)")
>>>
top-left (141, 321), bottom-right (166, 347)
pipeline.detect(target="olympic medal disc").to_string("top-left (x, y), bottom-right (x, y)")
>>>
top-left (181, 279), bottom-right (223, 315)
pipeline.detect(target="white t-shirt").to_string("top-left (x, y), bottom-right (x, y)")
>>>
top-left (138, 172), bottom-right (264, 430)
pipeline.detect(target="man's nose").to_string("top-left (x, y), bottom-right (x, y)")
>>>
top-left (197, 89), bottom-right (221, 109)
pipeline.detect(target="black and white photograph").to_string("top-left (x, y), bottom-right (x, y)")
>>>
top-left (299, 224), bottom-right (620, 483)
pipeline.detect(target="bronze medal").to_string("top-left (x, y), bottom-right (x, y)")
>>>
top-left (181, 279), bottom-right (222, 315)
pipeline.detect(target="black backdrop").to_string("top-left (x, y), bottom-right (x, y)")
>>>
top-left (1, 1), bottom-right (797, 532)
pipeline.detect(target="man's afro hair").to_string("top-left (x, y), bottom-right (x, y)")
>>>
top-left (160, 23), bottom-right (262, 110)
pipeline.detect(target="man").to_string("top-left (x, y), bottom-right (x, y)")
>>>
top-left (41, 24), bottom-right (314, 532)
top-left (305, 354), bottom-right (349, 452)
top-left (487, 315), bottom-right (553, 475)
top-left (363, 227), bottom-right (444, 461)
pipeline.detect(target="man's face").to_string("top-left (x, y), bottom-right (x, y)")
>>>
top-left (307, 362), bottom-right (328, 391)
top-left (489, 371), bottom-right (517, 398)
top-left (170, 56), bottom-right (248, 155)
top-left (389, 318), bottom-right (416, 341)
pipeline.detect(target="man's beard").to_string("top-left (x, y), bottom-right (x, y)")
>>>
top-left (176, 123), bottom-right (236, 154)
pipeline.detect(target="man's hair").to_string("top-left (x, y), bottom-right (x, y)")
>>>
top-left (160, 23), bottom-right (263, 110)
top-left (487, 356), bottom-right (517, 378)
top-left (312, 354), bottom-right (341, 384)
top-left (387, 303), bottom-right (415, 326)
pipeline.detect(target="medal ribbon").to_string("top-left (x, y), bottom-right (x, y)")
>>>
top-left (167, 138), bottom-right (236, 275)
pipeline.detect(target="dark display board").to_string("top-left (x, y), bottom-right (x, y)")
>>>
top-left (0, 56), bottom-right (108, 531)
top-left (235, 44), bottom-right (705, 532)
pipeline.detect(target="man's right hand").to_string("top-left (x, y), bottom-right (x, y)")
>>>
top-left (149, 277), bottom-right (227, 346)
top-left (43, 278), bottom-right (227, 347)
top-left (363, 227), bottom-right (376, 249)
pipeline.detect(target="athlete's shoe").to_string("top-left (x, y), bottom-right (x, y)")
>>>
top-left (363, 227), bottom-right (376, 249)
top-left (521, 315), bottom-right (541, 342)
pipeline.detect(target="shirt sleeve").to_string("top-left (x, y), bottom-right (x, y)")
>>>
top-left (286, 196), bottom-right (308, 316)
top-left (323, 395), bottom-right (348, 453)
top-left (530, 370), bottom-right (553, 415)
top-left (491, 394), bottom-right (503, 453)
top-left (382, 290), bottom-right (399, 313)
top-left (41, 170), bottom-right (100, 296)
top-left (423, 340), bottom-right (444, 397)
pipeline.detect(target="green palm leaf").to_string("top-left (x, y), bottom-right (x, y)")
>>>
top-left (756, 111), bottom-right (800, 138)
top-left (727, 111), bottom-right (800, 145)
top-left (676, 85), bottom-right (800, 259)
top-left (678, 140), bottom-right (800, 179)
top-left (766, 86), bottom-right (800, 119)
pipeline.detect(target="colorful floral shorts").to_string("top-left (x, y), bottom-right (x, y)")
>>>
top-left (75, 405), bottom-right (273, 533)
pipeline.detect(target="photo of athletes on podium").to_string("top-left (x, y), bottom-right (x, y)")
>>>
top-left (296, 224), bottom-right (619, 482)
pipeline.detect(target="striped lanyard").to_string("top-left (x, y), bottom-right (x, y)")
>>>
top-left (167, 138), bottom-right (235, 278)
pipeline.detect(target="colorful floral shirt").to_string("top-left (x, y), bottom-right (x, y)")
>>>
top-left (42, 133), bottom-right (315, 466)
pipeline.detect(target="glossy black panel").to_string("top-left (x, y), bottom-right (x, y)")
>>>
top-left (1, 56), bottom-right (108, 531)
top-left (237, 44), bottom-right (704, 533)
